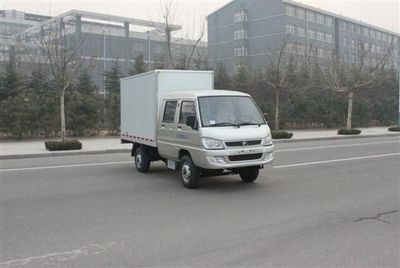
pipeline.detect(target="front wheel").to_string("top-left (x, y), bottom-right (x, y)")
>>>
top-left (180, 155), bottom-right (201, 189)
top-left (239, 167), bottom-right (259, 183)
top-left (134, 146), bottom-right (150, 172)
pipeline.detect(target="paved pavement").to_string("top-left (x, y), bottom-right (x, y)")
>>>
top-left (1, 136), bottom-right (399, 267)
top-left (1, 127), bottom-right (398, 159)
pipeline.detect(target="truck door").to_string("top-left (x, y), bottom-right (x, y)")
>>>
top-left (158, 100), bottom-right (179, 160)
top-left (175, 100), bottom-right (200, 150)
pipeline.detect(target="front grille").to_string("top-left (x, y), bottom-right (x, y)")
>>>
top-left (225, 140), bottom-right (261, 147)
top-left (228, 153), bottom-right (263, 161)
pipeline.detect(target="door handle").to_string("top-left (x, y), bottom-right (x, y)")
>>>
top-left (161, 124), bottom-right (165, 128)
top-left (177, 126), bottom-right (182, 130)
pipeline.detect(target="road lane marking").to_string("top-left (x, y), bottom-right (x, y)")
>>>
top-left (275, 141), bottom-right (399, 152)
top-left (0, 161), bottom-right (132, 172)
top-left (273, 153), bottom-right (400, 169)
top-left (0, 242), bottom-right (119, 266)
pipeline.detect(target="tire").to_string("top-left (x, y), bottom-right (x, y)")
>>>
top-left (180, 155), bottom-right (201, 189)
top-left (134, 146), bottom-right (150, 172)
top-left (239, 167), bottom-right (259, 183)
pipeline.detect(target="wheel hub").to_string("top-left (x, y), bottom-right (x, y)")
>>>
top-left (136, 153), bottom-right (142, 168)
top-left (182, 163), bottom-right (191, 183)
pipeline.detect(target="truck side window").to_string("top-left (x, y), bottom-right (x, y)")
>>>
top-left (179, 101), bottom-right (196, 124)
top-left (162, 101), bottom-right (177, 123)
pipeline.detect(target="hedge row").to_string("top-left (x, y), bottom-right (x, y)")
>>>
top-left (388, 126), bottom-right (400, 132)
top-left (272, 130), bottom-right (293, 139)
top-left (45, 139), bottom-right (82, 151)
top-left (338, 128), bottom-right (362, 135)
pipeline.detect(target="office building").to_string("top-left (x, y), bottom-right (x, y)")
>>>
top-left (207, 0), bottom-right (399, 73)
top-left (1, 9), bottom-right (207, 92)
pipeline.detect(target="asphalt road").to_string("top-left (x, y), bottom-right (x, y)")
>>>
top-left (1, 136), bottom-right (399, 267)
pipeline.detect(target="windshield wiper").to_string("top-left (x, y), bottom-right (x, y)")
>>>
top-left (211, 122), bottom-right (239, 127)
top-left (237, 122), bottom-right (261, 126)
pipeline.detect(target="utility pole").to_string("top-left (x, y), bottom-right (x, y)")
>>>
top-left (147, 31), bottom-right (151, 71)
top-left (103, 30), bottom-right (106, 118)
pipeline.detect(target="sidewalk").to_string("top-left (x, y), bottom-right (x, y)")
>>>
top-left (1, 127), bottom-right (398, 159)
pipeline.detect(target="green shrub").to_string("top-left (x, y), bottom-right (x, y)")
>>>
top-left (45, 139), bottom-right (82, 151)
top-left (338, 128), bottom-right (361, 135)
top-left (388, 126), bottom-right (400, 132)
top-left (272, 130), bottom-right (293, 139)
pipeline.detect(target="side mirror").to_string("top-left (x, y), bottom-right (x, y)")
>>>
top-left (186, 115), bottom-right (197, 130)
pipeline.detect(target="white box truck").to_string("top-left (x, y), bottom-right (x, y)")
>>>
top-left (121, 70), bottom-right (274, 188)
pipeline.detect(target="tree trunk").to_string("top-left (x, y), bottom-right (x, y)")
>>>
top-left (346, 91), bottom-right (353, 130)
top-left (60, 90), bottom-right (66, 141)
top-left (275, 89), bottom-right (280, 131)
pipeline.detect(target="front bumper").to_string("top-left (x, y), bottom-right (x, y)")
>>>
top-left (191, 144), bottom-right (274, 170)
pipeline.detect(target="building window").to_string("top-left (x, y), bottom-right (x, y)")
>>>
top-left (297, 27), bottom-right (306, 37)
top-left (234, 11), bottom-right (247, 22)
top-left (393, 36), bottom-right (398, 44)
top-left (154, 44), bottom-right (163, 54)
top-left (307, 29), bottom-right (315, 39)
top-left (234, 64), bottom-right (247, 71)
top-left (364, 27), bottom-right (370, 37)
top-left (316, 14), bottom-right (324, 24)
top-left (286, 43), bottom-right (296, 53)
top-left (286, 24), bottom-right (296, 35)
top-left (371, 44), bottom-right (376, 53)
top-left (135, 43), bottom-right (144, 52)
top-left (351, 39), bottom-right (356, 48)
top-left (343, 37), bottom-right (349, 46)
top-left (307, 11), bottom-right (315, 23)
top-left (354, 25), bottom-right (361, 34)
top-left (296, 8), bottom-right (305, 19)
top-left (382, 33), bottom-right (388, 42)
top-left (297, 45), bottom-right (306, 55)
top-left (234, 46), bottom-right (248, 57)
top-left (286, 5), bottom-right (295, 17)
top-left (325, 16), bottom-right (333, 27)
top-left (325, 33), bottom-right (333, 43)
top-left (316, 31), bottom-right (324, 41)
top-left (234, 29), bottom-right (247, 40)
top-left (370, 30), bottom-right (376, 39)
top-left (317, 48), bottom-right (325, 58)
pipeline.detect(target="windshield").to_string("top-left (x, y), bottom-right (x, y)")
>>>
top-left (198, 96), bottom-right (266, 127)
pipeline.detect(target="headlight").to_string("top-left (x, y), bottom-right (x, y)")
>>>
top-left (201, 137), bottom-right (224, 150)
top-left (261, 134), bottom-right (272, 146)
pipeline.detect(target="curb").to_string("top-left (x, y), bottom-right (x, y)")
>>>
top-left (1, 133), bottom-right (399, 160)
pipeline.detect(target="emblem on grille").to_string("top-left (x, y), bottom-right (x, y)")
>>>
top-left (242, 141), bottom-right (249, 146)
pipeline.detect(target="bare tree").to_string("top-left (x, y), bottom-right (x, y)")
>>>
top-left (32, 18), bottom-right (85, 140)
top-left (159, 0), bottom-right (206, 69)
top-left (160, 0), bottom-right (177, 68)
top-left (318, 40), bottom-right (393, 130)
top-left (265, 36), bottom-right (298, 130)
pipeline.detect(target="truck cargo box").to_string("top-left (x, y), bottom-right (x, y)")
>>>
top-left (120, 70), bottom-right (214, 147)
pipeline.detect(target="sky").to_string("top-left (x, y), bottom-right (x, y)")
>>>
top-left (2, 0), bottom-right (399, 39)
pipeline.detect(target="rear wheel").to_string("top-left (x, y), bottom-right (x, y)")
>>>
top-left (134, 146), bottom-right (150, 172)
top-left (180, 155), bottom-right (201, 189)
top-left (239, 167), bottom-right (259, 183)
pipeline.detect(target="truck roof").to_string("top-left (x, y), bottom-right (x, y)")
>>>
top-left (162, 90), bottom-right (250, 100)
